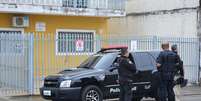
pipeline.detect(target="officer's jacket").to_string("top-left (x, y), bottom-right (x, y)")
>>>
top-left (157, 50), bottom-right (179, 80)
top-left (175, 53), bottom-right (184, 77)
top-left (117, 56), bottom-right (136, 82)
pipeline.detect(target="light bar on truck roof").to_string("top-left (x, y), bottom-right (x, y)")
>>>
top-left (98, 45), bottom-right (128, 53)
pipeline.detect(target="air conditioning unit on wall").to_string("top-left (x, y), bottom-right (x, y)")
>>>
top-left (12, 16), bottom-right (29, 27)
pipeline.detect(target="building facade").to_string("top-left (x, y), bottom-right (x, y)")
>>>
top-left (0, 0), bottom-right (125, 67)
top-left (0, 0), bottom-right (126, 95)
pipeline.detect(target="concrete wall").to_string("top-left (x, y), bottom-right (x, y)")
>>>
top-left (108, 9), bottom-right (198, 37)
top-left (126, 0), bottom-right (199, 13)
top-left (108, 0), bottom-right (199, 37)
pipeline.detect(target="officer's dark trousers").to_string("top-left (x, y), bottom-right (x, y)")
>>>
top-left (119, 82), bottom-right (132, 101)
top-left (158, 80), bottom-right (175, 101)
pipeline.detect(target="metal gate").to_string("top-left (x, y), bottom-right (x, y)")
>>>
top-left (0, 33), bottom-right (33, 96)
top-left (0, 33), bottom-right (200, 96)
top-left (106, 35), bottom-right (200, 84)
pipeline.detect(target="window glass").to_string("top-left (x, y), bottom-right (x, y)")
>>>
top-left (78, 53), bottom-right (116, 70)
top-left (95, 53), bottom-right (117, 69)
top-left (78, 55), bottom-right (102, 69)
top-left (132, 52), bottom-right (155, 71)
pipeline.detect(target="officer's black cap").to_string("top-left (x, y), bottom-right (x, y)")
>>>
top-left (121, 48), bottom-right (128, 56)
top-left (171, 44), bottom-right (177, 51)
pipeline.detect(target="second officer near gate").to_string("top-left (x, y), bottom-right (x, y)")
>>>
top-left (171, 44), bottom-right (187, 87)
top-left (156, 42), bottom-right (179, 101)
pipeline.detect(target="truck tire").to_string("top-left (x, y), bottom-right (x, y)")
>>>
top-left (132, 97), bottom-right (142, 101)
top-left (81, 85), bottom-right (103, 101)
top-left (52, 99), bottom-right (72, 101)
top-left (52, 99), bottom-right (58, 101)
top-left (153, 90), bottom-right (160, 101)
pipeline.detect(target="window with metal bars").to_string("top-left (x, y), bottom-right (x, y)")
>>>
top-left (77, 0), bottom-right (87, 8)
top-left (62, 0), bottom-right (74, 7)
top-left (56, 30), bottom-right (95, 55)
top-left (62, 0), bottom-right (88, 8)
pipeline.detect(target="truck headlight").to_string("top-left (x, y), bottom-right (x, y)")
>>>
top-left (41, 80), bottom-right (44, 87)
top-left (60, 80), bottom-right (71, 88)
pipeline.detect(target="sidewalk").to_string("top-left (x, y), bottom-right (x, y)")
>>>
top-left (176, 86), bottom-right (201, 101)
top-left (0, 95), bottom-right (47, 101)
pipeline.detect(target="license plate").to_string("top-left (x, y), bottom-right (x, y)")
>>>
top-left (43, 90), bottom-right (51, 96)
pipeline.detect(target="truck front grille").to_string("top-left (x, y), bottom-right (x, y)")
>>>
top-left (44, 79), bottom-right (59, 88)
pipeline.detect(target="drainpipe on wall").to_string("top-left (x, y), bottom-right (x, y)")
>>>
top-left (199, 0), bottom-right (201, 86)
top-left (198, 0), bottom-right (201, 86)
top-left (197, 0), bottom-right (201, 85)
top-left (198, 37), bottom-right (201, 86)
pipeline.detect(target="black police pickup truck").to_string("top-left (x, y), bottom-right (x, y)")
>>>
top-left (40, 46), bottom-right (161, 101)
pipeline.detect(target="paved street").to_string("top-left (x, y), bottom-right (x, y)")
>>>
top-left (0, 96), bottom-right (155, 101)
top-left (0, 86), bottom-right (201, 101)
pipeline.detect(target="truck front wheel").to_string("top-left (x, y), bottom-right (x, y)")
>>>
top-left (81, 85), bottom-right (103, 101)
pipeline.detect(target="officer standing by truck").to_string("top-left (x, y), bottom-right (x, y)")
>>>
top-left (156, 42), bottom-right (179, 101)
top-left (118, 48), bottom-right (136, 101)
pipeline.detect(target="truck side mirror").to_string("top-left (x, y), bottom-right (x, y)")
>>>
top-left (109, 67), bottom-right (117, 72)
top-left (109, 63), bottom-right (119, 72)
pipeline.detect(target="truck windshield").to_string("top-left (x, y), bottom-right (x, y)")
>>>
top-left (78, 53), bottom-right (117, 69)
top-left (78, 55), bottom-right (103, 69)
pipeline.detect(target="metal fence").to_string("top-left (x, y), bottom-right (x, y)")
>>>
top-left (0, 33), bottom-right (200, 96)
top-left (106, 35), bottom-right (200, 84)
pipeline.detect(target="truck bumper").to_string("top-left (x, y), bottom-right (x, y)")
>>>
top-left (40, 87), bottom-right (81, 100)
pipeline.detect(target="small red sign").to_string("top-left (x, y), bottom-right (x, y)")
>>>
top-left (75, 39), bottom-right (84, 51)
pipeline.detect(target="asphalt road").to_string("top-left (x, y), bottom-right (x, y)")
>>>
top-left (1, 96), bottom-right (155, 101)
top-left (1, 86), bottom-right (201, 101)
top-left (0, 95), bottom-right (200, 101)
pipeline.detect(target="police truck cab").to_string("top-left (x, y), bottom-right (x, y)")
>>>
top-left (40, 46), bottom-right (161, 101)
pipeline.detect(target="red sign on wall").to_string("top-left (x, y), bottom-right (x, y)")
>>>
top-left (75, 39), bottom-right (84, 51)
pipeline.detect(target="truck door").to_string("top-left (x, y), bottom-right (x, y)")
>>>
top-left (101, 54), bottom-right (119, 98)
top-left (131, 52), bottom-right (156, 94)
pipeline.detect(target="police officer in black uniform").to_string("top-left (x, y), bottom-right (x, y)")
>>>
top-left (118, 48), bottom-right (136, 101)
top-left (171, 45), bottom-right (184, 77)
top-left (156, 42), bottom-right (179, 101)
top-left (171, 45), bottom-right (187, 87)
